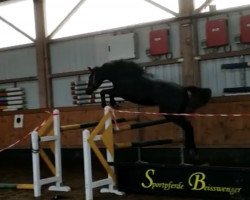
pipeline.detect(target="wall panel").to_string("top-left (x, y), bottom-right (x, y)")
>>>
top-left (200, 57), bottom-right (248, 96)
top-left (50, 38), bottom-right (95, 74)
top-left (196, 13), bottom-right (250, 54)
top-left (18, 81), bottom-right (39, 109)
top-left (146, 64), bottom-right (182, 84)
top-left (1, 101), bottom-right (250, 149)
top-left (0, 47), bottom-right (37, 79)
top-left (52, 77), bottom-right (77, 107)
top-left (50, 21), bottom-right (180, 75)
top-left (0, 47), bottom-right (38, 109)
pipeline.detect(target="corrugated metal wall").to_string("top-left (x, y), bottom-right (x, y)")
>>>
top-left (146, 64), bottom-right (182, 84)
top-left (50, 38), bottom-right (96, 74)
top-left (0, 9), bottom-right (250, 108)
top-left (0, 47), bottom-right (36, 79)
top-left (50, 22), bottom-right (180, 72)
top-left (245, 55), bottom-right (250, 87)
top-left (197, 9), bottom-right (250, 54)
top-left (197, 9), bottom-right (250, 97)
top-left (50, 22), bottom-right (181, 107)
top-left (0, 47), bottom-right (39, 109)
top-left (52, 76), bottom-right (78, 107)
top-left (200, 57), bottom-right (246, 96)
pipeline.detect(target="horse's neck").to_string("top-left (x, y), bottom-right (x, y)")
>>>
top-left (99, 66), bottom-right (116, 83)
top-left (99, 66), bottom-right (120, 83)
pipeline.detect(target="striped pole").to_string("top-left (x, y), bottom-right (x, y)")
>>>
top-left (0, 183), bottom-right (33, 189)
top-left (115, 138), bottom-right (183, 149)
top-left (0, 105), bottom-right (24, 111)
top-left (0, 87), bottom-right (22, 92)
top-left (114, 119), bottom-right (169, 132)
top-left (0, 87), bottom-right (24, 111)
top-left (0, 96), bottom-right (23, 101)
top-left (0, 91), bottom-right (24, 97)
top-left (0, 100), bottom-right (24, 105)
top-left (60, 117), bottom-right (136, 131)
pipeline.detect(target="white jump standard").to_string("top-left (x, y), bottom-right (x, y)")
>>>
top-left (31, 109), bottom-right (70, 197)
top-left (83, 107), bottom-right (124, 200)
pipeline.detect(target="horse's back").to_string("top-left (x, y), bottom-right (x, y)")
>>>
top-left (100, 60), bottom-right (201, 112)
top-left (102, 60), bottom-right (145, 77)
top-left (150, 79), bottom-right (188, 110)
top-left (112, 74), bottom-right (187, 109)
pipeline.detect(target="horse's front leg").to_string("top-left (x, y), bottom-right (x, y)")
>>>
top-left (100, 89), bottom-right (117, 108)
top-left (100, 90), bottom-right (108, 107)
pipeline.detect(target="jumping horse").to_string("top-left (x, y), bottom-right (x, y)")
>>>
top-left (86, 60), bottom-right (211, 156)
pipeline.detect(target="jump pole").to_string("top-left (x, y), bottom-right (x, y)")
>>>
top-left (115, 138), bottom-right (183, 149)
top-left (60, 117), bottom-right (136, 132)
top-left (0, 183), bottom-right (33, 190)
top-left (114, 117), bottom-right (185, 164)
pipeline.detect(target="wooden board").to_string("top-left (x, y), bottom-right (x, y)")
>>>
top-left (0, 101), bottom-right (250, 149)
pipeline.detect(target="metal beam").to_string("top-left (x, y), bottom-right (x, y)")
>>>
top-left (194, 0), bottom-right (214, 14)
top-left (144, 0), bottom-right (178, 17)
top-left (48, 0), bottom-right (87, 39)
top-left (0, 16), bottom-right (35, 42)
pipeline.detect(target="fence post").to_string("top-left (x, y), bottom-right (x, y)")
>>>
top-left (48, 109), bottom-right (71, 192)
top-left (31, 130), bottom-right (41, 197)
top-left (53, 109), bottom-right (63, 187)
top-left (83, 129), bottom-right (94, 200)
top-left (105, 106), bottom-right (114, 191)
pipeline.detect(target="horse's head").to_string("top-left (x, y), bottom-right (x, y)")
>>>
top-left (86, 67), bottom-right (103, 95)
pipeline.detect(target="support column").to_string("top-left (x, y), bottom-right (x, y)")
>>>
top-left (33, 0), bottom-right (52, 108)
top-left (179, 0), bottom-right (200, 86)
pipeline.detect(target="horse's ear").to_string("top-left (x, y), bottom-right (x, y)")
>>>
top-left (88, 67), bottom-right (93, 73)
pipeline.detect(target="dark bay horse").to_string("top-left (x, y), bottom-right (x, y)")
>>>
top-left (86, 60), bottom-right (211, 156)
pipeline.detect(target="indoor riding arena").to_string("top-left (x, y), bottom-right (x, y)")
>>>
top-left (1, 0), bottom-right (250, 200)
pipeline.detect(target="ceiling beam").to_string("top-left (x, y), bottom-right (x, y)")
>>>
top-left (144, 0), bottom-right (179, 17)
top-left (0, 15), bottom-right (35, 42)
top-left (48, 0), bottom-right (87, 39)
top-left (194, 0), bottom-right (214, 14)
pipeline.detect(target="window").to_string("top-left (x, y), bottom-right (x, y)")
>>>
top-left (45, 0), bottom-right (176, 39)
top-left (1, 0), bottom-right (250, 48)
top-left (0, 0), bottom-right (35, 48)
top-left (194, 0), bottom-right (250, 12)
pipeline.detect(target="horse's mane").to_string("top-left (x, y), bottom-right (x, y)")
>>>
top-left (101, 60), bottom-right (145, 77)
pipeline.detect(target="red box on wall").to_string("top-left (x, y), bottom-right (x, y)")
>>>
top-left (149, 29), bottom-right (169, 56)
top-left (206, 19), bottom-right (228, 47)
top-left (240, 15), bottom-right (250, 44)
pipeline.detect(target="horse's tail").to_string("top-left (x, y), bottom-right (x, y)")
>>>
top-left (185, 86), bottom-right (212, 112)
